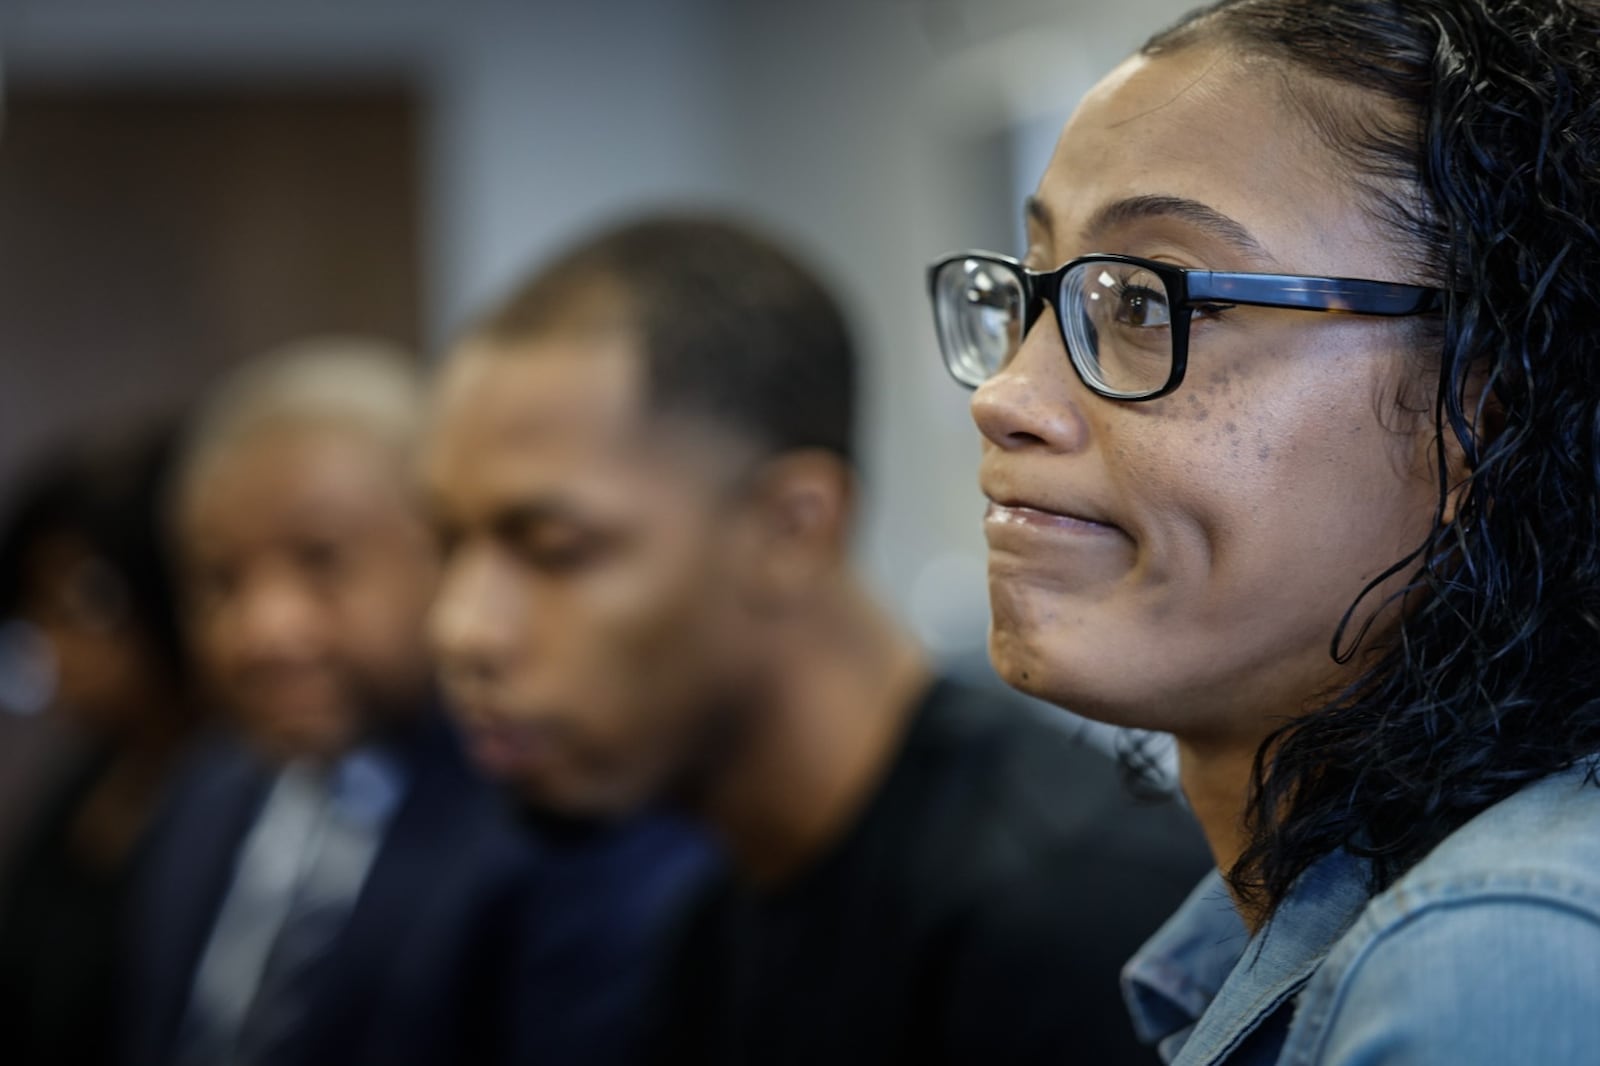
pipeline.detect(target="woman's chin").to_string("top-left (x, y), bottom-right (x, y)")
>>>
top-left (987, 642), bottom-right (1054, 702)
top-left (987, 627), bottom-right (1093, 711)
top-left (986, 624), bottom-right (1168, 732)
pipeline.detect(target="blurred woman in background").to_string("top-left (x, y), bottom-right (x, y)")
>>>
top-left (0, 422), bottom-right (200, 1066)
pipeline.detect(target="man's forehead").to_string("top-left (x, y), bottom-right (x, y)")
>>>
top-left (186, 419), bottom-right (400, 503)
top-left (425, 339), bottom-right (656, 503)
top-left (438, 335), bottom-right (647, 446)
top-left (427, 346), bottom-right (762, 516)
top-left (183, 426), bottom-right (417, 535)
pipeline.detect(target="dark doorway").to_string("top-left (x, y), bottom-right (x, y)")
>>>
top-left (0, 83), bottom-right (424, 487)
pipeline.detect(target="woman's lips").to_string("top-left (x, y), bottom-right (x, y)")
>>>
top-left (984, 500), bottom-right (1122, 536)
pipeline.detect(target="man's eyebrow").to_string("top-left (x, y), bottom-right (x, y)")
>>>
top-left (423, 489), bottom-right (580, 534)
top-left (1084, 194), bottom-right (1276, 263)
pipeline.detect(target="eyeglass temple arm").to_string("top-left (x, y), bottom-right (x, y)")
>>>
top-left (1185, 272), bottom-right (1445, 315)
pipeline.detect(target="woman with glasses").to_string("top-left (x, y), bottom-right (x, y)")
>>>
top-left (929, 1), bottom-right (1600, 1062)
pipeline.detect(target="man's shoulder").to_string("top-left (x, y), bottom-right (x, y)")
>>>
top-left (907, 678), bottom-right (1205, 864)
top-left (886, 681), bottom-right (1210, 1063)
top-left (879, 678), bottom-right (1210, 925)
top-left (905, 675), bottom-right (1112, 798)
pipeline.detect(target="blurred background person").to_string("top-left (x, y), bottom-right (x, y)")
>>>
top-left (121, 339), bottom-right (541, 1066)
top-left (425, 214), bottom-right (1212, 1065)
top-left (0, 422), bottom-right (200, 1066)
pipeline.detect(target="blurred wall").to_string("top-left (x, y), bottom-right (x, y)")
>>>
top-left (0, 0), bottom-right (1197, 667)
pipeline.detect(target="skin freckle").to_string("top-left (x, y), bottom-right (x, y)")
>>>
top-left (1181, 394), bottom-right (1215, 423)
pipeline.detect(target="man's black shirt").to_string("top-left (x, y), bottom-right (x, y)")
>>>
top-left (646, 677), bottom-right (1212, 1065)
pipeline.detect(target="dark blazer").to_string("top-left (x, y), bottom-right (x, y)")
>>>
top-left (120, 711), bottom-right (541, 1066)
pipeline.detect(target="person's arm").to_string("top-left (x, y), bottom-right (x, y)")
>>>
top-left (1301, 897), bottom-right (1600, 1064)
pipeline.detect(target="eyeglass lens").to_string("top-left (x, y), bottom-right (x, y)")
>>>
top-left (933, 257), bottom-right (1027, 387)
top-left (935, 256), bottom-right (1177, 398)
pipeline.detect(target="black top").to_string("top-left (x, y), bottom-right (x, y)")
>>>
top-left (646, 677), bottom-right (1213, 1066)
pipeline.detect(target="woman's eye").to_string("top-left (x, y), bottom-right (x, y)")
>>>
top-left (1114, 285), bottom-right (1171, 328)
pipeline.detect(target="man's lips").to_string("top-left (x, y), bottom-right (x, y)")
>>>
top-left (452, 703), bottom-right (562, 773)
top-left (468, 728), bottom-right (541, 776)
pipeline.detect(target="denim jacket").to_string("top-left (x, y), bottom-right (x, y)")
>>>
top-left (1123, 763), bottom-right (1600, 1064)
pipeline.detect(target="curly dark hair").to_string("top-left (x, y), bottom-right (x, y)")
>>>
top-left (0, 423), bottom-right (188, 679)
top-left (1142, 0), bottom-right (1600, 913)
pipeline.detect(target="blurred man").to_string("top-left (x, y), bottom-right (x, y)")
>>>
top-left (425, 217), bottom-right (1212, 1065)
top-left (121, 339), bottom-right (684, 1066)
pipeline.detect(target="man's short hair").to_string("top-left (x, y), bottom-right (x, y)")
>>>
top-left (177, 335), bottom-right (424, 498)
top-left (471, 215), bottom-right (858, 465)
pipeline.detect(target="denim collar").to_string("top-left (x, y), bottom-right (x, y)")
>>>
top-left (1124, 849), bottom-right (1371, 1065)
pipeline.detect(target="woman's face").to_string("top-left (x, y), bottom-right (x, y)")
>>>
top-left (974, 45), bottom-right (1444, 747)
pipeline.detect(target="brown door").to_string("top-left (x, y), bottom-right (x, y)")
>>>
top-left (0, 83), bottom-right (424, 486)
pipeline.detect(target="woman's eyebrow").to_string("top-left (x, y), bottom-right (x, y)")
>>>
top-left (1083, 194), bottom-right (1279, 264)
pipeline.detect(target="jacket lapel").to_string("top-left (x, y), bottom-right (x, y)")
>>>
top-left (1171, 851), bottom-right (1370, 1066)
top-left (127, 738), bottom-right (272, 1066)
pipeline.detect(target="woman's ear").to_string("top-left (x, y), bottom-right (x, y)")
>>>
top-left (1476, 384), bottom-right (1507, 452)
top-left (738, 450), bottom-right (855, 609)
top-left (1441, 370), bottom-right (1503, 525)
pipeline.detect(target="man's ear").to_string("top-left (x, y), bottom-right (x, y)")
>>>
top-left (737, 449), bottom-right (855, 608)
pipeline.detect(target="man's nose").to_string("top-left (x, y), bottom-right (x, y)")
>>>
top-left (229, 570), bottom-right (323, 664)
top-left (428, 545), bottom-right (520, 683)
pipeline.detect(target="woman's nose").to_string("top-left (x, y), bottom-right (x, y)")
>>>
top-left (969, 317), bottom-right (1092, 454)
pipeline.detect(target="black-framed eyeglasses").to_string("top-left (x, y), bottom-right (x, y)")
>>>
top-left (926, 251), bottom-right (1446, 401)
